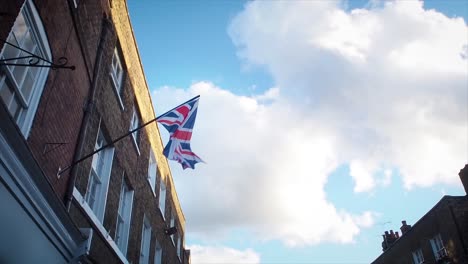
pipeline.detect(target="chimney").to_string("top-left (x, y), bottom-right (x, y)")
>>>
top-left (381, 235), bottom-right (388, 251)
top-left (395, 231), bottom-right (400, 239)
top-left (400, 220), bottom-right (411, 234)
top-left (459, 164), bottom-right (468, 195)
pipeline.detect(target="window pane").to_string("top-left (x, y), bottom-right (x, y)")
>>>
top-left (0, 77), bottom-right (14, 107)
top-left (159, 181), bottom-right (166, 216)
top-left (13, 13), bottom-right (27, 44)
top-left (112, 52), bottom-right (117, 69)
top-left (9, 96), bottom-right (21, 119)
top-left (154, 241), bottom-right (162, 264)
top-left (95, 153), bottom-right (105, 178)
top-left (21, 71), bottom-right (34, 104)
top-left (0, 0), bottom-right (51, 136)
top-left (140, 218), bottom-right (152, 264)
top-left (22, 30), bottom-right (35, 54)
top-left (12, 51), bottom-right (29, 86)
top-left (86, 172), bottom-right (100, 209)
top-left (2, 37), bottom-right (20, 60)
top-left (148, 151), bottom-right (157, 190)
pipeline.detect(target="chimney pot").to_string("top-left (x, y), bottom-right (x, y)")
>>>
top-left (400, 220), bottom-right (411, 234)
top-left (458, 164), bottom-right (468, 195)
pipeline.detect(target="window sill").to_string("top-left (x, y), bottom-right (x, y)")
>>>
top-left (110, 73), bottom-right (125, 111)
top-left (73, 188), bottom-right (129, 264)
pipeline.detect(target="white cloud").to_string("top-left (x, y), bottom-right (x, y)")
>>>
top-left (154, 82), bottom-right (375, 246)
top-left (229, 0), bottom-right (467, 191)
top-left (189, 245), bottom-right (260, 264)
top-left (152, 0), bottom-right (467, 248)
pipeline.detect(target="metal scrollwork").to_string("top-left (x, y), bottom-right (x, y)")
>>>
top-left (0, 39), bottom-right (75, 70)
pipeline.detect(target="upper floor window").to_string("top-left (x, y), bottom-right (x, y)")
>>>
top-left (85, 126), bottom-right (114, 222)
top-left (129, 105), bottom-right (141, 153)
top-left (430, 233), bottom-right (447, 261)
top-left (411, 248), bottom-right (424, 264)
top-left (0, 0), bottom-right (51, 137)
top-left (154, 239), bottom-right (162, 264)
top-left (170, 208), bottom-right (176, 244)
top-left (110, 47), bottom-right (124, 109)
top-left (115, 175), bottom-right (134, 256)
top-left (73, 0), bottom-right (80, 8)
top-left (176, 234), bottom-right (182, 260)
top-left (158, 178), bottom-right (166, 218)
top-left (148, 149), bottom-right (158, 193)
top-left (140, 216), bottom-right (152, 264)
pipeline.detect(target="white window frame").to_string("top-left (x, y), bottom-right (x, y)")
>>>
top-left (115, 174), bottom-right (134, 257)
top-left (139, 216), bottom-right (152, 264)
top-left (412, 248), bottom-right (424, 264)
top-left (129, 105), bottom-right (141, 155)
top-left (170, 209), bottom-right (176, 245)
top-left (147, 149), bottom-right (158, 195)
top-left (84, 124), bottom-right (114, 222)
top-left (110, 47), bottom-right (124, 110)
top-left (158, 178), bottom-right (166, 219)
top-left (0, 0), bottom-right (51, 138)
top-left (430, 233), bottom-right (447, 261)
top-left (176, 234), bottom-right (182, 260)
top-left (154, 239), bottom-right (162, 264)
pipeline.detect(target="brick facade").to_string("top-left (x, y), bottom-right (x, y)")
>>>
top-left (0, 0), bottom-right (189, 263)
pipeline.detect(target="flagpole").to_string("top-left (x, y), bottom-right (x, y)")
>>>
top-left (57, 95), bottom-right (200, 176)
top-left (155, 95), bottom-right (200, 120)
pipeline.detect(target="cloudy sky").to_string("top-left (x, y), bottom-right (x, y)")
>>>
top-left (128, 0), bottom-right (467, 263)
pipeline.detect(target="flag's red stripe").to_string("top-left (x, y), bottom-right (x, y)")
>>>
top-left (173, 130), bottom-right (192, 140)
top-left (176, 105), bottom-right (190, 118)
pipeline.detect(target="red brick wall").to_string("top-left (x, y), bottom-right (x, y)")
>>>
top-left (25, 0), bottom-right (109, 199)
top-left (3, 0), bottom-right (189, 262)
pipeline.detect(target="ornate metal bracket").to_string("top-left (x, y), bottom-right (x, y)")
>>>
top-left (0, 39), bottom-right (75, 70)
top-left (43, 142), bottom-right (69, 155)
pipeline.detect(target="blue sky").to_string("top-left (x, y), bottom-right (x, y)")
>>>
top-left (128, 1), bottom-right (467, 263)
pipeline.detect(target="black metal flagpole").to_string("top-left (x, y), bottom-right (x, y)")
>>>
top-left (57, 95), bottom-right (200, 176)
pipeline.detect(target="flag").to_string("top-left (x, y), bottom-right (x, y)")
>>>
top-left (156, 95), bottom-right (203, 169)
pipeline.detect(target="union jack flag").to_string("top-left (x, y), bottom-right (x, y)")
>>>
top-left (157, 96), bottom-right (203, 169)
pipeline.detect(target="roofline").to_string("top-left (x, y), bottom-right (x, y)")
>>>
top-left (371, 195), bottom-right (467, 263)
top-left (120, 0), bottom-right (186, 224)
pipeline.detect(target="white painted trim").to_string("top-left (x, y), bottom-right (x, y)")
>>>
top-left (98, 146), bottom-right (114, 222)
top-left (131, 134), bottom-right (140, 156)
top-left (0, 0), bottom-right (52, 138)
top-left (73, 188), bottom-right (129, 264)
top-left (109, 72), bottom-right (125, 111)
top-left (0, 130), bottom-right (79, 261)
top-left (22, 0), bottom-right (51, 138)
top-left (115, 175), bottom-right (134, 257)
top-left (84, 123), bottom-right (114, 223)
top-left (158, 180), bottom-right (166, 220)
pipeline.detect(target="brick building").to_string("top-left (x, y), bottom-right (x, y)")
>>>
top-left (372, 165), bottom-right (468, 264)
top-left (0, 0), bottom-right (190, 263)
